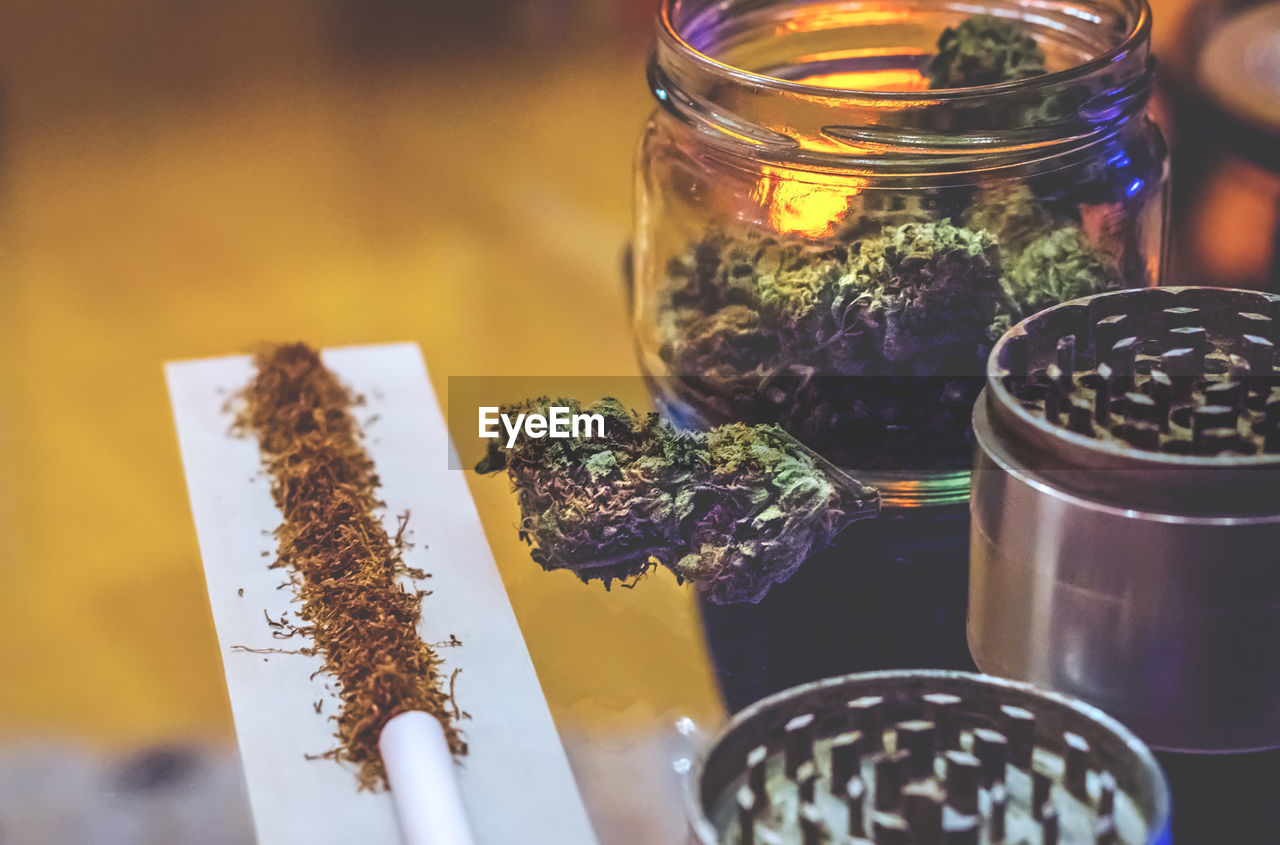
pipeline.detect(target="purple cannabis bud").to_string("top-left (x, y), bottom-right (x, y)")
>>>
top-left (475, 397), bottom-right (879, 604)
top-left (830, 221), bottom-right (1005, 374)
top-left (926, 15), bottom-right (1047, 89)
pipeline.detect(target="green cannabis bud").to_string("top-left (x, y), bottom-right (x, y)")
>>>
top-left (656, 220), bottom-right (1009, 470)
top-left (637, 15), bottom-right (1156, 476)
top-left (475, 397), bottom-right (879, 604)
top-left (926, 15), bottom-right (1047, 89)
top-left (829, 221), bottom-right (1005, 373)
top-left (836, 191), bottom-right (953, 243)
top-left (1006, 226), bottom-right (1123, 316)
top-left (964, 184), bottom-right (1054, 255)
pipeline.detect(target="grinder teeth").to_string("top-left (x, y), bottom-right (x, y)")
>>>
top-left (1004, 300), bottom-right (1280, 458)
top-left (720, 685), bottom-right (1148, 845)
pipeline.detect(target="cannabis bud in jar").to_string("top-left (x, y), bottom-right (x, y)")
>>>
top-left (831, 221), bottom-right (1005, 371)
top-left (964, 186), bottom-right (1124, 331)
top-left (475, 397), bottom-right (879, 604)
top-left (926, 14), bottom-right (1047, 89)
top-left (659, 220), bottom-right (1019, 470)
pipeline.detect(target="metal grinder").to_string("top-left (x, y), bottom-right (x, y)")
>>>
top-left (686, 670), bottom-right (1171, 845)
top-left (970, 286), bottom-right (1280, 754)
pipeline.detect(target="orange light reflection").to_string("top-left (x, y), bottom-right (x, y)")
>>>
top-left (753, 167), bottom-right (867, 238)
top-left (798, 69), bottom-right (930, 92)
top-left (782, 6), bottom-right (914, 32)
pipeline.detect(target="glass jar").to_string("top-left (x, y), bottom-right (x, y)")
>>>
top-left (631, 0), bottom-right (1169, 507)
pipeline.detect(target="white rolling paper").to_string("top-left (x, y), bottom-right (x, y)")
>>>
top-left (165, 343), bottom-right (597, 845)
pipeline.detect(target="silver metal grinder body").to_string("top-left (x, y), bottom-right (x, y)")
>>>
top-left (969, 286), bottom-right (1280, 754)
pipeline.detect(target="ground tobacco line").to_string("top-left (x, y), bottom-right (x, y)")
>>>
top-left (238, 342), bottom-right (465, 790)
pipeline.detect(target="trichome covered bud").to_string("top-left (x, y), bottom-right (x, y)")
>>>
top-left (1006, 227), bottom-right (1123, 316)
top-left (656, 220), bottom-right (1009, 471)
top-left (475, 397), bottom-right (879, 604)
top-left (926, 15), bottom-right (1047, 89)
top-left (830, 221), bottom-right (1005, 373)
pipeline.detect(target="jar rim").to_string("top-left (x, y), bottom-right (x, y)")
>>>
top-left (651, 0), bottom-right (1157, 172)
top-left (657, 0), bottom-right (1152, 102)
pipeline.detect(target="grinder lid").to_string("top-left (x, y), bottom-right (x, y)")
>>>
top-left (984, 286), bottom-right (1280, 515)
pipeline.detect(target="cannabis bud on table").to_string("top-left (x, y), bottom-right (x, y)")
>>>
top-left (475, 397), bottom-right (879, 604)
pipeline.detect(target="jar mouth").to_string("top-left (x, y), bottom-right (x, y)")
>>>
top-left (652, 0), bottom-right (1155, 171)
top-left (658, 0), bottom-right (1151, 101)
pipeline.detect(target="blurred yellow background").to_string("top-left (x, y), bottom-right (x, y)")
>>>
top-left (0, 0), bottom-right (722, 753)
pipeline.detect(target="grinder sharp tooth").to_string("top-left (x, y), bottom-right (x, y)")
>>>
top-left (1197, 425), bottom-right (1243, 456)
top-left (1046, 363), bottom-right (1071, 397)
top-left (1040, 803), bottom-right (1060, 845)
top-left (799, 802), bottom-right (826, 845)
top-left (831, 731), bottom-right (864, 792)
top-left (1095, 363), bottom-right (1114, 425)
top-left (846, 775), bottom-right (867, 836)
top-left (1006, 332), bottom-right (1029, 377)
top-left (1167, 325), bottom-right (1207, 362)
top-left (1193, 405), bottom-right (1238, 444)
top-left (902, 782), bottom-right (944, 845)
top-left (747, 745), bottom-right (769, 805)
top-left (943, 751), bottom-right (980, 815)
top-left (1057, 335), bottom-right (1077, 378)
top-left (923, 693), bottom-right (962, 750)
top-left (797, 760), bottom-right (818, 804)
top-left (1204, 379), bottom-right (1243, 413)
top-left (1125, 391), bottom-right (1162, 426)
top-left (1068, 399), bottom-right (1095, 436)
top-left (736, 785), bottom-right (757, 844)
top-left (872, 812), bottom-right (911, 845)
top-left (1237, 311), bottom-right (1274, 341)
top-left (1146, 369), bottom-right (1174, 422)
top-left (1096, 770), bottom-right (1117, 817)
top-left (1161, 347), bottom-right (1200, 385)
top-left (1163, 305), bottom-right (1201, 333)
top-left (874, 750), bottom-right (909, 811)
top-left (1244, 334), bottom-right (1276, 379)
top-left (895, 719), bottom-right (937, 780)
top-left (998, 705), bottom-right (1036, 769)
top-left (972, 728), bottom-right (1009, 787)
top-left (785, 713), bottom-right (816, 777)
top-left (1032, 767), bottom-right (1053, 820)
top-left (848, 696), bottom-right (886, 751)
top-left (987, 782), bottom-right (1008, 842)
top-left (1108, 337), bottom-right (1139, 388)
top-left (1125, 421), bottom-right (1161, 450)
top-left (1063, 731), bottom-right (1091, 798)
top-left (1095, 314), bottom-right (1130, 360)
top-left (942, 814), bottom-right (980, 845)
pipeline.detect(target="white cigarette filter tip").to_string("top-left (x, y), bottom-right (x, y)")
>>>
top-left (380, 711), bottom-right (477, 845)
